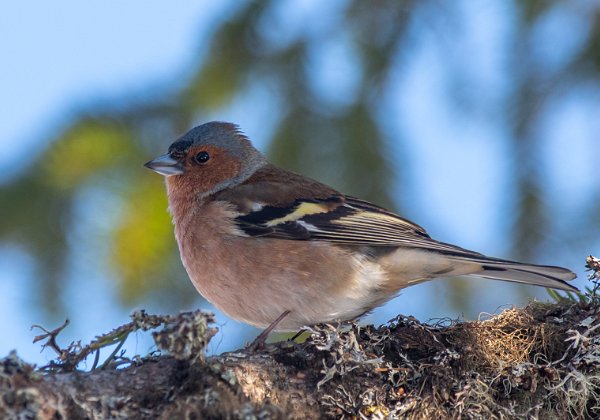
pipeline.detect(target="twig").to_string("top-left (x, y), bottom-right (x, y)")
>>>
top-left (31, 319), bottom-right (70, 359)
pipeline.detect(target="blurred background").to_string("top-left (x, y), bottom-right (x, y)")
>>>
top-left (1, 0), bottom-right (599, 366)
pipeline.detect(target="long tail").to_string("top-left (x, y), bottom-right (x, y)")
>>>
top-left (456, 256), bottom-right (578, 292)
top-left (423, 237), bottom-right (579, 292)
top-left (389, 234), bottom-right (579, 292)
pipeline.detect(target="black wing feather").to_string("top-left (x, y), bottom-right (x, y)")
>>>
top-left (232, 194), bottom-right (483, 257)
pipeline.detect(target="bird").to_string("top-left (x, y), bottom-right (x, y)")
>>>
top-left (144, 121), bottom-right (578, 334)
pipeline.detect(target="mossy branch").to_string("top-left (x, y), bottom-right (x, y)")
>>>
top-left (1, 256), bottom-right (598, 418)
top-left (31, 310), bottom-right (217, 372)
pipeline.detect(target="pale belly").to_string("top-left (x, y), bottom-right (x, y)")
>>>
top-left (178, 233), bottom-right (395, 330)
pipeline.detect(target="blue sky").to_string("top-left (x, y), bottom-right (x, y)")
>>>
top-left (0, 1), bottom-right (596, 366)
top-left (0, 1), bottom-right (228, 170)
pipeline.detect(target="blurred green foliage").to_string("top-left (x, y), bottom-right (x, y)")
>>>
top-left (1, 0), bottom-right (599, 316)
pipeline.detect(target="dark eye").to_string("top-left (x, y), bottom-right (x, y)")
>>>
top-left (194, 151), bottom-right (210, 164)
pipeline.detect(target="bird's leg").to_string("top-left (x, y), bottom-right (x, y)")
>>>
top-left (247, 310), bottom-right (291, 351)
top-left (289, 329), bottom-right (306, 342)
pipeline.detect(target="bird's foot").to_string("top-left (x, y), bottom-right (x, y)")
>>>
top-left (246, 310), bottom-right (291, 352)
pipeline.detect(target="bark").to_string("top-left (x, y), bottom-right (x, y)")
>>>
top-left (2, 257), bottom-right (599, 419)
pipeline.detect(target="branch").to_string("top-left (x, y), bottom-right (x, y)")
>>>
top-left (1, 257), bottom-right (599, 418)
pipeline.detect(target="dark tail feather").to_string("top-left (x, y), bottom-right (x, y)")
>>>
top-left (420, 238), bottom-right (578, 292)
top-left (466, 259), bottom-right (578, 292)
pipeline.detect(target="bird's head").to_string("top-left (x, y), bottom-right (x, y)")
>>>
top-left (145, 121), bottom-right (266, 198)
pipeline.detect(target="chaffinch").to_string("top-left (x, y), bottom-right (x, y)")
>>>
top-left (145, 121), bottom-right (577, 332)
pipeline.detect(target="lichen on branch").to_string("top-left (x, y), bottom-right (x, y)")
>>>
top-left (1, 256), bottom-right (599, 418)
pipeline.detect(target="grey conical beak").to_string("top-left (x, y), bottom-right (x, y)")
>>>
top-left (144, 153), bottom-right (185, 176)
